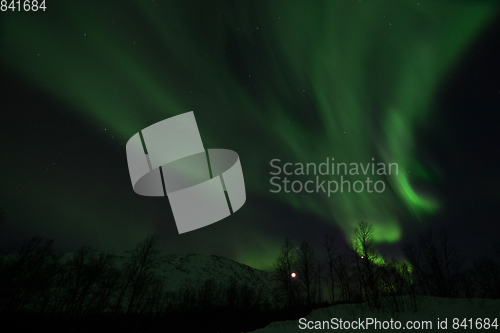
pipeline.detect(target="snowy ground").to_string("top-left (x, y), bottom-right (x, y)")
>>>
top-left (248, 296), bottom-right (500, 332)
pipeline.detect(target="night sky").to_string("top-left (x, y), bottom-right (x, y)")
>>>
top-left (1, 0), bottom-right (499, 270)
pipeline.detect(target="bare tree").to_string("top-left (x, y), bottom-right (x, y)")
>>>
top-left (405, 229), bottom-right (463, 298)
top-left (115, 234), bottom-right (161, 314)
top-left (351, 221), bottom-right (381, 307)
top-left (316, 262), bottom-right (323, 304)
top-left (333, 248), bottom-right (353, 302)
top-left (472, 257), bottom-right (500, 298)
top-left (297, 241), bottom-right (318, 306)
top-left (439, 230), bottom-right (463, 297)
top-left (324, 235), bottom-right (336, 303)
top-left (63, 247), bottom-right (118, 316)
top-left (273, 237), bottom-right (297, 307)
top-left (379, 258), bottom-right (415, 314)
top-left (1, 237), bottom-right (61, 313)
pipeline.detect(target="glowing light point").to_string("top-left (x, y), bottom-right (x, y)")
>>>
top-left (291, 272), bottom-right (296, 278)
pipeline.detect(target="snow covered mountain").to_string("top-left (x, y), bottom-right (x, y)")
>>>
top-left (120, 252), bottom-right (276, 296)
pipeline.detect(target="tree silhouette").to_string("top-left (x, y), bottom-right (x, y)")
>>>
top-left (273, 237), bottom-right (298, 307)
top-left (333, 248), bottom-right (353, 303)
top-left (1, 237), bottom-right (61, 313)
top-left (351, 221), bottom-right (381, 307)
top-left (63, 246), bottom-right (119, 316)
top-left (114, 234), bottom-right (161, 314)
top-left (472, 256), bottom-right (500, 298)
top-left (297, 241), bottom-right (318, 306)
top-left (404, 229), bottom-right (464, 297)
top-left (323, 235), bottom-right (336, 304)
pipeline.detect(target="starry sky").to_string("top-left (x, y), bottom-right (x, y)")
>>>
top-left (1, 0), bottom-right (499, 270)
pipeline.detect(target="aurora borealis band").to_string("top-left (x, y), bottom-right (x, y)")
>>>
top-left (1, 1), bottom-right (499, 270)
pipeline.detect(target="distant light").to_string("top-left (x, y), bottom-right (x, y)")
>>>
top-left (291, 272), bottom-right (296, 278)
top-left (361, 256), bottom-right (364, 259)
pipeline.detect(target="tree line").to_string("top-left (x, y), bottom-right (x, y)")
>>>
top-left (1, 209), bottom-right (498, 331)
top-left (272, 221), bottom-right (500, 314)
top-left (0, 234), bottom-right (278, 332)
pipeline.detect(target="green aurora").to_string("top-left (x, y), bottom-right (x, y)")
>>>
top-left (1, 0), bottom-right (498, 269)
